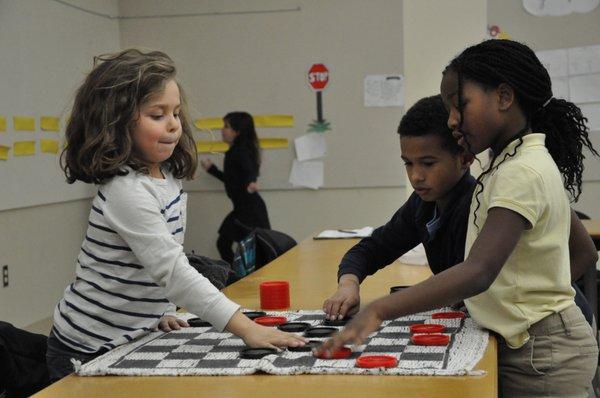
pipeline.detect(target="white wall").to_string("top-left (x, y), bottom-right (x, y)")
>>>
top-left (185, 187), bottom-right (405, 259)
top-left (119, 0), bottom-right (407, 191)
top-left (0, 0), bottom-right (120, 327)
top-left (488, 0), bottom-right (600, 218)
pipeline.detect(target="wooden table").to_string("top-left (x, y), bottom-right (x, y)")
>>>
top-left (34, 237), bottom-right (497, 398)
top-left (582, 219), bottom-right (600, 239)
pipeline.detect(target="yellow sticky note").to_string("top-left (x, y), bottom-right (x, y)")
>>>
top-left (40, 139), bottom-right (60, 154)
top-left (0, 145), bottom-right (9, 160)
top-left (14, 141), bottom-right (36, 156)
top-left (196, 141), bottom-right (229, 153)
top-left (254, 115), bottom-right (294, 128)
top-left (259, 138), bottom-right (289, 149)
top-left (0, 116), bottom-right (6, 132)
top-left (41, 116), bottom-right (60, 132)
top-left (13, 116), bottom-right (36, 132)
top-left (194, 118), bottom-right (224, 130)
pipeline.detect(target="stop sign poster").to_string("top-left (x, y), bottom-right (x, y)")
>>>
top-left (308, 63), bottom-right (329, 91)
top-left (307, 63), bottom-right (331, 132)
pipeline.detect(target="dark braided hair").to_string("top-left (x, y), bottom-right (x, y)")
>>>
top-left (397, 94), bottom-right (462, 155)
top-left (444, 39), bottom-right (597, 230)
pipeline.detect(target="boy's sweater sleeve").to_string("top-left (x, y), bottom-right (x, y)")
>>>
top-left (103, 181), bottom-right (239, 331)
top-left (338, 195), bottom-right (421, 283)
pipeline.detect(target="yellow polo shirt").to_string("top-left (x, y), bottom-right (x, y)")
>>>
top-left (464, 133), bottom-right (575, 348)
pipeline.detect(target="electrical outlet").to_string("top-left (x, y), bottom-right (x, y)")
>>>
top-left (2, 265), bottom-right (8, 287)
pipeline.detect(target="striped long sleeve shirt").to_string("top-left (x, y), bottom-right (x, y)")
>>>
top-left (52, 168), bottom-right (239, 353)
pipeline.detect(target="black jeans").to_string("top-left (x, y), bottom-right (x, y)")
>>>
top-left (217, 234), bottom-right (234, 265)
top-left (45, 329), bottom-right (102, 383)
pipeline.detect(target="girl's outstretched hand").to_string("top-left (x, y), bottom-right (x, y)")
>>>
top-left (242, 324), bottom-right (308, 350)
top-left (200, 158), bottom-right (213, 171)
top-left (313, 305), bottom-right (382, 357)
top-left (226, 310), bottom-right (307, 350)
top-left (155, 315), bottom-right (189, 332)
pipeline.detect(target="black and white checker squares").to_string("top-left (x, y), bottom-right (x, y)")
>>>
top-left (76, 309), bottom-right (488, 377)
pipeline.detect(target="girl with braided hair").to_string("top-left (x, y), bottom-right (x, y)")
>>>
top-left (317, 39), bottom-right (598, 397)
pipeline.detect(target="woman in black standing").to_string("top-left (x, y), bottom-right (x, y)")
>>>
top-left (200, 112), bottom-right (270, 264)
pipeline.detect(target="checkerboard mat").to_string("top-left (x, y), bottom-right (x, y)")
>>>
top-left (76, 309), bottom-right (488, 376)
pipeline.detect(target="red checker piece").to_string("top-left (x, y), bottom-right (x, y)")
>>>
top-left (431, 311), bottom-right (466, 319)
top-left (411, 333), bottom-right (450, 346)
top-left (254, 316), bottom-right (287, 327)
top-left (314, 346), bottom-right (352, 359)
top-left (356, 355), bottom-right (398, 369)
top-left (409, 324), bottom-right (445, 334)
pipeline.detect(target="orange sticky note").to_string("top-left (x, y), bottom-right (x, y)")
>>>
top-left (259, 138), bottom-right (289, 149)
top-left (41, 116), bottom-right (60, 132)
top-left (14, 141), bottom-right (36, 156)
top-left (13, 116), bottom-right (35, 131)
top-left (196, 141), bottom-right (229, 153)
top-left (0, 145), bottom-right (9, 160)
top-left (40, 139), bottom-right (59, 154)
top-left (194, 118), bottom-right (223, 130)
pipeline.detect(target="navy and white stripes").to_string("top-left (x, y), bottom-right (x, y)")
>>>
top-left (53, 169), bottom-right (240, 354)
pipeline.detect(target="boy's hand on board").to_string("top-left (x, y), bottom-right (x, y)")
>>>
top-left (323, 277), bottom-right (361, 320)
top-left (314, 304), bottom-right (383, 357)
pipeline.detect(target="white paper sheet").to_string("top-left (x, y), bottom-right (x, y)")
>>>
top-left (294, 133), bottom-right (327, 161)
top-left (580, 103), bottom-right (600, 131)
top-left (523, 0), bottom-right (599, 16)
top-left (289, 159), bottom-right (324, 189)
top-left (399, 243), bottom-right (428, 266)
top-left (315, 227), bottom-right (374, 239)
top-left (569, 44), bottom-right (600, 76)
top-left (364, 74), bottom-right (404, 107)
top-left (569, 74), bottom-right (600, 103)
top-left (536, 49), bottom-right (569, 77)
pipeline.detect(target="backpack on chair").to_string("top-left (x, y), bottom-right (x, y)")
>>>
top-left (230, 233), bottom-right (257, 283)
top-left (0, 321), bottom-right (50, 398)
top-left (228, 228), bottom-right (297, 283)
top-left (185, 252), bottom-right (235, 290)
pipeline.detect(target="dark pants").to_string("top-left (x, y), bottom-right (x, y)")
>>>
top-left (217, 194), bottom-right (270, 265)
top-left (217, 234), bottom-right (235, 265)
top-left (45, 330), bottom-right (101, 383)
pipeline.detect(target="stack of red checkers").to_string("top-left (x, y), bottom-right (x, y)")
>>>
top-left (409, 324), bottom-right (445, 334)
top-left (409, 322), bottom-right (450, 346)
top-left (411, 334), bottom-right (450, 346)
top-left (432, 311), bottom-right (466, 319)
top-left (356, 355), bottom-right (398, 368)
top-left (259, 281), bottom-right (290, 310)
top-left (254, 316), bottom-right (287, 327)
